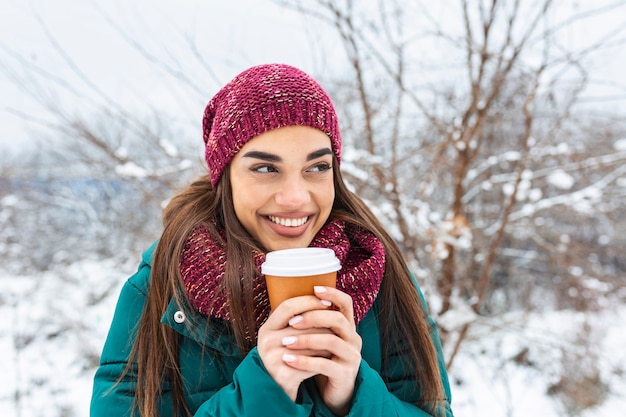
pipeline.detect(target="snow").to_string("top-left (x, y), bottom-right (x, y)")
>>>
top-left (160, 139), bottom-right (178, 157)
top-left (0, 260), bottom-right (128, 417)
top-left (438, 300), bottom-right (477, 332)
top-left (115, 161), bottom-right (148, 178)
top-left (547, 170), bottom-right (575, 190)
top-left (449, 307), bottom-right (626, 417)
top-left (614, 138), bottom-right (626, 151)
top-left (114, 147), bottom-right (128, 159)
top-left (1, 195), bottom-right (19, 207)
top-left (1, 259), bottom-right (624, 417)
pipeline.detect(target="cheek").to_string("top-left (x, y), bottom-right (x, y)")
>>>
top-left (232, 186), bottom-right (256, 217)
top-left (230, 176), bottom-right (253, 222)
top-left (316, 182), bottom-right (335, 214)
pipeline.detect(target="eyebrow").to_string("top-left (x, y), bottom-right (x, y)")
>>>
top-left (241, 148), bottom-right (332, 162)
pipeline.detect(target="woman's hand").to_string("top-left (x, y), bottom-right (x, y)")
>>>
top-left (257, 287), bottom-right (362, 414)
top-left (257, 294), bottom-right (335, 401)
top-left (308, 287), bottom-right (362, 416)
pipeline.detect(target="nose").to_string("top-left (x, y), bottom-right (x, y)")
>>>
top-left (275, 174), bottom-right (311, 208)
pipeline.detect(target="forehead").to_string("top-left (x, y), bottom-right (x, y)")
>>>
top-left (237, 125), bottom-right (333, 156)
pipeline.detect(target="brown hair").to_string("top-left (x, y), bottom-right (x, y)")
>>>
top-left (124, 158), bottom-right (445, 416)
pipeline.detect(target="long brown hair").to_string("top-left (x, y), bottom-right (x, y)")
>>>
top-left (125, 158), bottom-right (445, 416)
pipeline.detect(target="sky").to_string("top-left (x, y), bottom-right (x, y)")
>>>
top-left (1, 0), bottom-right (625, 154)
top-left (0, 0), bottom-right (334, 152)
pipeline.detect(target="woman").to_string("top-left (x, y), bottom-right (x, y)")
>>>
top-left (90, 63), bottom-right (454, 416)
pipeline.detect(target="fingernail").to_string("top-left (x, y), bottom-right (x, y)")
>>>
top-left (314, 286), bottom-right (327, 293)
top-left (288, 315), bottom-right (303, 326)
top-left (282, 336), bottom-right (297, 346)
top-left (321, 300), bottom-right (332, 307)
top-left (283, 353), bottom-right (296, 363)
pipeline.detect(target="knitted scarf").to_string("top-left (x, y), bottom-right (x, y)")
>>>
top-left (180, 219), bottom-right (386, 337)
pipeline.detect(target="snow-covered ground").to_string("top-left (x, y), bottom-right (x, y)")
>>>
top-left (449, 306), bottom-right (626, 416)
top-left (1, 259), bottom-right (624, 417)
top-left (0, 259), bottom-right (128, 417)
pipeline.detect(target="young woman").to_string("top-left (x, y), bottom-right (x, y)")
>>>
top-left (90, 63), bottom-right (454, 416)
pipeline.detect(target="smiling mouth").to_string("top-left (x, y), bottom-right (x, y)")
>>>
top-left (268, 215), bottom-right (309, 227)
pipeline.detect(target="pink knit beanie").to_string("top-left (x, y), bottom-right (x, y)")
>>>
top-left (202, 63), bottom-right (342, 186)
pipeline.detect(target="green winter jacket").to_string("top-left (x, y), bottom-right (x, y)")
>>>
top-left (90, 243), bottom-right (454, 416)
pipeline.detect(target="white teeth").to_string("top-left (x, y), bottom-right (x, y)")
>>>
top-left (269, 216), bottom-right (308, 227)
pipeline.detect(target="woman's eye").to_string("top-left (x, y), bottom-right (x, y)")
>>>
top-left (308, 163), bottom-right (332, 173)
top-left (251, 165), bottom-right (278, 174)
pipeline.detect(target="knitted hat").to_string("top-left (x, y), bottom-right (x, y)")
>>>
top-left (202, 63), bottom-right (342, 186)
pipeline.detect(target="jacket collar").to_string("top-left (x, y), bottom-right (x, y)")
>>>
top-left (142, 241), bottom-right (242, 356)
top-left (161, 295), bottom-right (242, 357)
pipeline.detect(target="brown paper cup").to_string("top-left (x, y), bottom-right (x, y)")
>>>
top-left (261, 248), bottom-right (341, 310)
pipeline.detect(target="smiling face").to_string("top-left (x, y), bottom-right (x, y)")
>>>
top-left (229, 125), bottom-right (335, 252)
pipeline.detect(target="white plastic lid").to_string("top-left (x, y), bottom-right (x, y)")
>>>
top-left (261, 247), bottom-right (341, 276)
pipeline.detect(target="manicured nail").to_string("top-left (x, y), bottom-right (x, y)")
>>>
top-left (321, 300), bottom-right (332, 307)
top-left (314, 286), bottom-right (327, 293)
top-left (282, 336), bottom-right (297, 346)
top-left (288, 315), bottom-right (303, 326)
top-left (283, 353), bottom-right (296, 363)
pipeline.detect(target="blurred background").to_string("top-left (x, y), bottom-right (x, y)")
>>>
top-left (1, 1), bottom-right (625, 416)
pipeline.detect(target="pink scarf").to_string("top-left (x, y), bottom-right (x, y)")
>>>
top-left (180, 219), bottom-right (386, 336)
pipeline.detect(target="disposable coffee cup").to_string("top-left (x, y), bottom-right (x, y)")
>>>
top-left (261, 247), bottom-right (341, 310)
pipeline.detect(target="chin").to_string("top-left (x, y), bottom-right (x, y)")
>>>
top-left (266, 238), bottom-right (312, 252)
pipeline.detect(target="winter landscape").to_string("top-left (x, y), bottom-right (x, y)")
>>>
top-left (1, 256), bottom-right (625, 417)
top-left (1, 1), bottom-right (626, 416)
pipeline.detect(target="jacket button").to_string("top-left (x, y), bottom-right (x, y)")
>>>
top-left (173, 310), bottom-right (186, 324)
